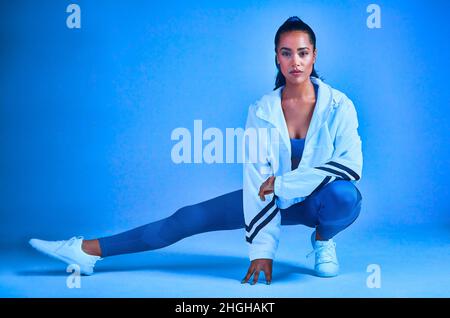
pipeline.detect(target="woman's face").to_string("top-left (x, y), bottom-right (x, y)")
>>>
top-left (276, 31), bottom-right (317, 85)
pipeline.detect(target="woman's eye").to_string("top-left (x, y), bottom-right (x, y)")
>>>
top-left (300, 52), bottom-right (308, 57)
top-left (282, 52), bottom-right (290, 57)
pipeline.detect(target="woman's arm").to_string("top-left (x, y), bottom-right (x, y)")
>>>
top-left (243, 104), bottom-right (281, 261)
top-left (274, 96), bottom-right (363, 199)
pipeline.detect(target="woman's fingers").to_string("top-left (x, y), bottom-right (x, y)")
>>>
top-left (259, 182), bottom-right (274, 201)
top-left (241, 264), bottom-right (255, 284)
top-left (252, 270), bottom-right (260, 285)
top-left (258, 187), bottom-right (266, 201)
top-left (242, 260), bottom-right (273, 285)
top-left (241, 264), bottom-right (262, 285)
top-left (260, 189), bottom-right (273, 201)
top-left (264, 267), bottom-right (272, 285)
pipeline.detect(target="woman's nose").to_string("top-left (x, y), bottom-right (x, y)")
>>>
top-left (292, 54), bottom-right (301, 66)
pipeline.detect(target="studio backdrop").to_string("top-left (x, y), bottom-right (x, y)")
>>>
top-left (1, 0), bottom-right (449, 246)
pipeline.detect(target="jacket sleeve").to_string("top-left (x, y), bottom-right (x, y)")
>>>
top-left (243, 104), bottom-right (281, 261)
top-left (274, 96), bottom-right (363, 200)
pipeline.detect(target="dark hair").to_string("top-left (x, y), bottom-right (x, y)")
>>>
top-left (274, 16), bottom-right (320, 90)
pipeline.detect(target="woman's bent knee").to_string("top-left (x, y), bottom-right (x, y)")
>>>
top-left (318, 180), bottom-right (362, 224)
top-left (322, 180), bottom-right (362, 208)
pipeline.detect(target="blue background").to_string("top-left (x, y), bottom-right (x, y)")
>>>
top-left (1, 0), bottom-right (449, 297)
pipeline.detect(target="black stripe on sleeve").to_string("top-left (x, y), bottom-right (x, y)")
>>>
top-left (246, 207), bottom-right (279, 243)
top-left (245, 196), bottom-right (276, 233)
top-left (310, 175), bottom-right (333, 196)
top-left (315, 166), bottom-right (351, 180)
top-left (326, 161), bottom-right (360, 180)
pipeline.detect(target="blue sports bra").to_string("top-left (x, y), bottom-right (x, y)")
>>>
top-left (287, 83), bottom-right (317, 170)
top-left (290, 137), bottom-right (305, 170)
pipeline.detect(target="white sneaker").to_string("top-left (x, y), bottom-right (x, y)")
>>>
top-left (307, 231), bottom-right (339, 277)
top-left (29, 236), bottom-right (102, 275)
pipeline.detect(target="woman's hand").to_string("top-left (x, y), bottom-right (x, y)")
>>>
top-left (241, 259), bottom-right (273, 285)
top-left (258, 176), bottom-right (276, 201)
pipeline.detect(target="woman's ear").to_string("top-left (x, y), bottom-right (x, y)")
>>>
top-left (313, 48), bottom-right (317, 64)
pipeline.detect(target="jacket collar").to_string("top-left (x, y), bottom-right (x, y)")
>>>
top-left (255, 76), bottom-right (334, 150)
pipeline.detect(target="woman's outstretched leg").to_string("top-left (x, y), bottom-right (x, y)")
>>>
top-left (93, 189), bottom-right (246, 257)
top-left (29, 189), bottom-right (246, 275)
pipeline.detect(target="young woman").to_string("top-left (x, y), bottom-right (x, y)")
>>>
top-left (29, 17), bottom-right (363, 285)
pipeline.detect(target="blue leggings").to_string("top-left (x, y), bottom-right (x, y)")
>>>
top-left (98, 180), bottom-right (362, 257)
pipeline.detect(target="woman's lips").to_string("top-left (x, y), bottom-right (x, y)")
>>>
top-left (290, 71), bottom-right (303, 76)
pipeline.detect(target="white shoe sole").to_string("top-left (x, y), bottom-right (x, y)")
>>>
top-left (29, 239), bottom-right (94, 275)
top-left (315, 268), bottom-right (339, 278)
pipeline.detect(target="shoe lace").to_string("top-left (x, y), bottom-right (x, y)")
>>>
top-left (87, 256), bottom-right (103, 267)
top-left (66, 236), bottom-right (80, 246)
top-left (54, 236), bottom-right (83, 252)
top-left (306, 241), bottom-right (337, 264)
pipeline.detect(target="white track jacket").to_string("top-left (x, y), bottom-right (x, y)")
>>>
top-left (243, 77), bottom-right (363, 260)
